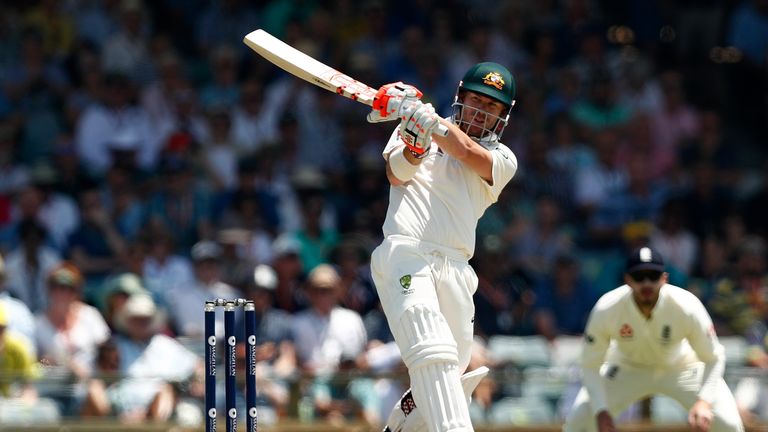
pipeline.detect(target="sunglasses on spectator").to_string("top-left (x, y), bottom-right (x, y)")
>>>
top-left (629, 270), bottom-right (663, 283)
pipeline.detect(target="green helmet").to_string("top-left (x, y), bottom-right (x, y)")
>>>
top-left (451, 62), bottom-right (516, 142)
top-left (459, 62), bottom-right (515, 106)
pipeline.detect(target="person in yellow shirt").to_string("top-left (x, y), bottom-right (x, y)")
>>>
top-left (0, 303), bottom-right (39, 401)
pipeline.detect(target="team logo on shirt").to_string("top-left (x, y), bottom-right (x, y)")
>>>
top-left (619, 323), bottom-right (634, 338)
top-left (400, 275), bottom-right (415, 295)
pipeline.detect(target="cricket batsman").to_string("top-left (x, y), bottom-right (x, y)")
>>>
top-left (564, 246), bottom-right (744, 432)
top-left (366, 62), bottom-right (518, 431)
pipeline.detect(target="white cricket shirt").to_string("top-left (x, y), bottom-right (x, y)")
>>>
top-left (381, 127), bottom-right (518, 258)
top-left (581, 284), bottom-right (726, 413)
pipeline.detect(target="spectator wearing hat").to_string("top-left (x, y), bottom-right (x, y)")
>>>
top-left (0, 254), bottom-right (36, 346)
top-left (34, 262), bottom-right (110, 415)
top-left (291, 264), bottom-right (376, 425)
top-left (270, 234), bottom-right (307, 313)
top-left (164, 240), bottom-right (241, 339)
top-left (3, 218), bottom-right (61, 313)
top-left (81, 293), bottom-right (202, 422)
top-left (99, 272), bottom-right (151, 332)
top-left (234, 264), bottom-right (296, 422)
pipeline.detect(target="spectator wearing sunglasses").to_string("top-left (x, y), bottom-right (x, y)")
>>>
top-left (563, 246), bottom-right (743, 432)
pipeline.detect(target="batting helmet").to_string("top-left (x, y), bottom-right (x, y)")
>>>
top-left (451, 62), bottom-right (516, 142)
top-left (458, 62), bottom-right (515, 106)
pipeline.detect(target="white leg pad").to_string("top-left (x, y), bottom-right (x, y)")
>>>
top-left (384, 367), bottom-right (489, 432)
top-left (390, 305), bottom-right (473, 432)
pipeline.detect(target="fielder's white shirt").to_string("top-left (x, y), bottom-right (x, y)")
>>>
top-left (381, 127), bottom-right (518, 258)
top-left (581, 284), bottom-right (726, 413)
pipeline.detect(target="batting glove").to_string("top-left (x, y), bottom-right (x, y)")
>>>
top-left (399, 101), bottom-right (440, 157)
top-left (367, 82), bottom-right (422, 123)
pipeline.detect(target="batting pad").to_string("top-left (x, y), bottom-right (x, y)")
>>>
top-left (384, 366), bottom-right (490, 432)
top-left (392, 305), bottom-right (473, 432)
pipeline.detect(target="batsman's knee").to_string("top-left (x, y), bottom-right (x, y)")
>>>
top-left (393, 304), bottom-right (459, 370)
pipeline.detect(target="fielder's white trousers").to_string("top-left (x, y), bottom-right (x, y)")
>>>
top-left (563, 362), bottom-right (744, 432)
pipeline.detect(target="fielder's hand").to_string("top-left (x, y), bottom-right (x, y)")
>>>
top-left (367, 82), bottom-right (422, 123)
top-left (689, 400), bottom-right (714, 432)
top-left (399, 100), bottom-right (440, 157)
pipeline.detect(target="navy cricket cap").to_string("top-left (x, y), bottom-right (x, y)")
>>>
top-left (625, 246), bottom-right (665, 273)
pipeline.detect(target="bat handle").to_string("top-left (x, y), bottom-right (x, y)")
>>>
top-left (435, 123), bottom-right (449, 137)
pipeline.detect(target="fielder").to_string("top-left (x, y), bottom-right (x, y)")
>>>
top-left (366, 62), bottom-right (518, 432)
top-left (564, 246), bottom-right (744, 432)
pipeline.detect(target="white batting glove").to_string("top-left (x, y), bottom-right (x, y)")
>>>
top-left (398, 101), bottom-right (440, 157)
top-left (367, 82), bottom-right (422, 123)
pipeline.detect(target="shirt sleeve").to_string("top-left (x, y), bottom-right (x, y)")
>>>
top-left (580, 301), bottom-right (612, 415)
top-left (686, 296), bottom-right (726, 404)
top-left (484, 144), bottom-right (518, 202)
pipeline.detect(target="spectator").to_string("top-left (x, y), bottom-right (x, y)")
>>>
top-left (29, 165), bottom-right (80, 252)
top-left (533, 253), bottom-right (597, 340)
top-left (0, 254), bottom-right (36, 346)
top-left (235, 264), bottom-right (296, 420)
top-left (67, 185), bottom-right (128, 303)
top-left (81, 293), bottom-right (202, 422)
top-left (650, 71), bottom-right (700, 175)
top-left (141, 230), bottom-right (194, 298)
top-left (75, 73), bottom-right (160, 176)
top-left (145, 155), bottom-right (213, 252)
top-left (230, 79), bottom-right (281, 156)
top-left (0, 302), bottom-right (39, 402)
top-left (511, 195), bottom-right (574, 279)
top-left (291, 264), bottom-right (374, 426)
top-left (164, 240), bottom-right (241, 339)
top-left (4, 218), bottom-right (61, 313)
top-left (650, 198), bottom-right (699, 276)
top-left (330, 238), bottom-right (377, 316)
top-left (573, 128), bottom-right (628, 224)
top-left (35, 262), bottom-right (110, 415)
top-left (100, 0), bottom-right (151, 82)
top-left (707, 236), bottom-right (768, 363)
top-left (197, 106), bottom-right (239, 192)
top-left (99, 273), bottom-right (151, 333)
top-left (569, 68), bottom-right (632, 132)
top-left (0, 123), bottom-right (30, 207)
top-left (199, 45), bottom-right (241, 109)
top-left (269, 235), bottom-right (306, 313)
top-left (473, 244), bottom-right (538, 339)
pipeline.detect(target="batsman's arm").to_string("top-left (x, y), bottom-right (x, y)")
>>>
top-left (431, 120), bottom-right (494, 181)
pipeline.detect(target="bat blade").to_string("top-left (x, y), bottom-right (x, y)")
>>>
top-left (243, 29), bottom-right (448, 136)
top-left (243, 29), bottom-right (377, 106)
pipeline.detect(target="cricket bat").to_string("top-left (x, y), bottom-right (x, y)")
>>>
top-left (243, 29), bottom-right (448, 136)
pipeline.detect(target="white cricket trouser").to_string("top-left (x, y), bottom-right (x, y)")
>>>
top-left (371, 235), bottom-right (477, 372)
top-left (371, 235), bottom-right (478, 432)
top-left (563, 362), bottom-right (744, 432)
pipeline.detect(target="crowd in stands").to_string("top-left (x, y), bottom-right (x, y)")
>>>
top-left (0, 0), bottom-right (767, 427)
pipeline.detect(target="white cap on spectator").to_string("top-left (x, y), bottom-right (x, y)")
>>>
top-left (253, 264), bottom-right (277, 291)
top-left (272, 235), bottom-right (301, 258)
top-left (191, 240), bottom-right (222, 262)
